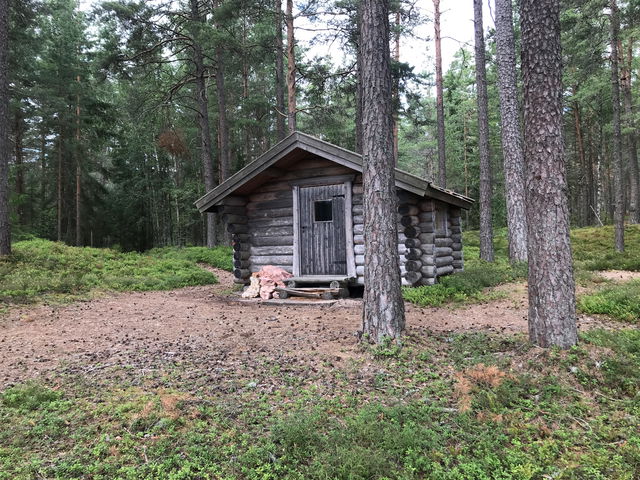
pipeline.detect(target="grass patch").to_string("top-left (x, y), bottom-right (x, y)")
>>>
top-left (148, 245), bottom-right (233, 272)
top-left (579, 279), bottom-right (640, 322)
top-left (1, 330), bottom-right (638, 479)
top-left (0, 239), bottom-right (232, 306)
top-left (572, 224), bottom-right (640, 271)
top-left (403, 260), bottom-right (527, 307)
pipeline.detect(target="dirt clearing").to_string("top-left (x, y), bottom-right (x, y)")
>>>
top-left (0, 269), bottom-right (619, 389)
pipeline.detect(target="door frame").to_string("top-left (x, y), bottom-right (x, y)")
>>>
top-left (291, 174), bottom-right (356, 278)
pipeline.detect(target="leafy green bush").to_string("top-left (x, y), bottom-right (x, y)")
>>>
top-left (403, 260), bottom-right (527, 307)
top-left (0, 239), bottom-right (219, 304)
top-left (148, 245), bottom-right (233, 272)
top-left (1, 384), bottom-right (62, 411)
top-left (578, 280), bottom-right (640, 322)
top-left (571, 225), bottom-right (640, 271)
top-left (581, 329), bottom-right (640, 397)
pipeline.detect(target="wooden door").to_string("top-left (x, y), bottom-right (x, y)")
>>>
top-left (298, 184), bottom-right (347, 275)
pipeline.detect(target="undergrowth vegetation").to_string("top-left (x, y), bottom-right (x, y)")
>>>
top-left (572, 224), bottom-right (640, 271)
top-left (579, 279), bottom-right (640, 323)
top-left (1, 329), bottom-right (638, 479)
top-left (405, 225), bottom-right (640, 315)
top-left (0, 239), bottom-right (232, 306)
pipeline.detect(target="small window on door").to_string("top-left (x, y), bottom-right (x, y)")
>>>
top-left (314, 200), bottom-right (333, 222)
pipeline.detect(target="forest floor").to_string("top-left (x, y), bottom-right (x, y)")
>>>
top-left (0, 267), bottom-right (631, 389)
top-left (1, 231), bottom-right (639, 479)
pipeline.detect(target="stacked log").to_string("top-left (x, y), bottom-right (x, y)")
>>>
top-left (398, 199), bottom-right (422, 287)
top-left (224, 199), bottom-right (251, 283)
top-left (416, 199), bottom-right (436, 285)
top-left (449, 207), bottom-right (464, 272)
top-left (246, 187), bottom-right (295, 275)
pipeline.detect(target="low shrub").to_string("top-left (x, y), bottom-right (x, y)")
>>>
top-left (578, 280), bottom-right (640, 322)
top-left (148, 245), bottom-right (233, 272)
top-left (403, 260), bottom-right (527, 307)
top-left (0, 239), bottom-right (219, 305)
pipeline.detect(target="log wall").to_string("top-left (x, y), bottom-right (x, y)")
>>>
top-left (223, 154), bottom-right (465, 286)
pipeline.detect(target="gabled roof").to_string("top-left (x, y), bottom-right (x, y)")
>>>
top-left (195, 132), bottom-right (474, 212)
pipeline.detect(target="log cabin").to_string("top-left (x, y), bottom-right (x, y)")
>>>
top-left (195, 132), bottom-right (473, 288)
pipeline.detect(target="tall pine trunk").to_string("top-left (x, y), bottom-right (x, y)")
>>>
top-left (57, 129), bottom-right (63, 242)
top-left (610, 0), bottom-right (624, 251)
top-left (355, 1), bottom-right (363, 154)
top-left (495, 0), bottom-right (527, 262)
top-left (521, 0), bottom-right (577, 348)
top-left (216, 47), bottom-right (231, 182)
top-left (13, 110), bottom-right (25, 226)
top-left (286, 0), bottom-right (296, 133)
top-left (360, 0), bottom-right (405, 343)
top-left (473, 0), bottom-right (494, 262)
top-left (621, 38), bottom-right (640, 224)
top-left (0, 0), bottom-right (9, 255)
top-left (75, 76), bottom-right (82, 246)
top-left (274, 0), bottom-right (286, 141)
top-left (434, 0), bottom-right (446, 187)
top-left (190, 0), bottom-right (217, 247)
top-left (392, 10), bottom-right (400, 165)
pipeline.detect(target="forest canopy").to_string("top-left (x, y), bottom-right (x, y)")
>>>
top-left (4, 0), bottom-right (639, 251)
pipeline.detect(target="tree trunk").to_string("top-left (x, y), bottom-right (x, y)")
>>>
top-left (355, 2), bottom-right (363, 154)
top-left (572, 96), bottom-right (588, 226)
top-left (392, 10), bottom-right (400, 165)
top-left (40, 128), bottom-right (46, 213)
top-left (610, 0), bottom-right (625, 252)
top-left (434, 0), bottom-right (446, 187)
top-left (13, 110), bottom-right (25, 226)
top-left (75, 75), bottom-right (81, 246)
top-left (216, 47), bottom-right (231, 183)
top-left (494, 0), bottom-right (527, 262)
top-left (473, 0), bottom-right (494, 262)
top-left (521, 0), bottom-right (577, 348)
top-left (360, 0), bottom-right (405, 343)
top-left (57, 129), bottom-right (63, 242)
top-left (275, 0), bottom-right (286, 141)
top-left (0, 0), bottom-right (8, 255)
top-left (190, 0), bottom-right (217, 247)
top-left (621, 38), bottom-right (639, 224)
top-left (286, 0), bottom-right (296, 133)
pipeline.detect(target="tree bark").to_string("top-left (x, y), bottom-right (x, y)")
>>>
top-left (13, 110), bottom-right (25, 226)
top-left (216, 47), bottom-right (231, 182)
top-left (355, 1), bottom-right (363, 154)
top-left (434, 0), bottom-right (446, 187)
top-left (473, 0), bottom-right (494, 262)
top-left (621, 38), bottom-right (639, 224)
top-left (75, 75), bottom-right (81, 246)
top-left (572, 98), bottom-right (588, 226)
top-left (494, 0), bottom-right (527, 262)
top-left (360, 0), bottom-right (405, 343)
top-left (286, 0), bottom-right (296, 133)
top-left (392, 10), bottom-right (400, 165)
top-left (0, 0), bottom-right (8, 255)
top-left (275, 0), bottom-right (286, 141)
top-left (190, 0), bottom-right (217, 247)
top-left (521, 0), bottom-right (577, 348)
top-left (610, 0), bottom-right (625, 251)
top-left (57, 128), bottom-right (63, 242)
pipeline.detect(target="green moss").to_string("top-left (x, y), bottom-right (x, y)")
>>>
top-left (0, 239), bottom-right (225, 306)
top-left (579, 280), bottom-right (640, 322)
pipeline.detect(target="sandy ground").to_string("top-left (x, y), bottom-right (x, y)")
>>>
top-left (0, 269), bottom-right (629, 389)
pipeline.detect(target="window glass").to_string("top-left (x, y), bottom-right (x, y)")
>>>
top-left (314, 200), bottom-right (333, 222)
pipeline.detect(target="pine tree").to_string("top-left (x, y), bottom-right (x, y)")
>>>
top-left (521, 0), bottom-right (578, 348)
top-left (360, 0), bottom-right (405, 343)
top-left (495, 0), bottom-right (527, 262)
